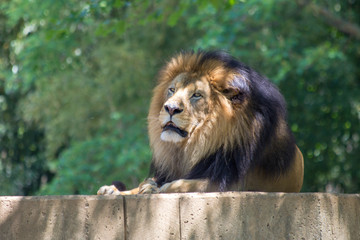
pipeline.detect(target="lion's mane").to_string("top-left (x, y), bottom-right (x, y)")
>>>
top-left (148, 50), bottom-right (296, 191)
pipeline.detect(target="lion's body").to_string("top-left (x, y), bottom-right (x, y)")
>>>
top-left (97, 50), bottom-right (304, 195)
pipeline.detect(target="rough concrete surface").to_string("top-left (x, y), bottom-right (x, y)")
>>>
top-left (0, 193), bottom-right (359, 240)
top-left (0, 195), bottom-right (124, 240)
top-left (125, 194), bottom-right (180, 240)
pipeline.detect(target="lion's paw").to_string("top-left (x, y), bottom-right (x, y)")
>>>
top-left (97, 185), bottom-right (121, 195)
top-left (138, 178), bottom-right (160, 194)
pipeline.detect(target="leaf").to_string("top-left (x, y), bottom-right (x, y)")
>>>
top-left (167, 10), bottom-right (183, 27)
top-left (115, 20), bottom-right (126, 34)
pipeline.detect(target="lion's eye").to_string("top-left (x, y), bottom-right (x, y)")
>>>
top-left (168, 88), bottom-right (175, 94)
top-left (192, 92), bottom-right (202, 99)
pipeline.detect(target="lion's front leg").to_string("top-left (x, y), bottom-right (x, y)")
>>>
top-left (97, 178), bottom-right (213, 195)
top-left (97, 185), bottom-right (140, 195)
top-left (159, 179), bottom-right (212, 193)
top-left (138, 178), bottom-right (213, 193)
top-left (97, 178), bottom-right (161, 195)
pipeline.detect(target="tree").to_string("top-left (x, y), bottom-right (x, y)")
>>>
top-left (0, 3), bottom-right (51, 195)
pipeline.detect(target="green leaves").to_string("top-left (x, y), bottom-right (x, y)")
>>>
top-left (38, 121), bottom-right (151, 195)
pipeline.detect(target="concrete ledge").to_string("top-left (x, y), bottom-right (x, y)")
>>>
top-left (0, 193), bottom-right (359, 239)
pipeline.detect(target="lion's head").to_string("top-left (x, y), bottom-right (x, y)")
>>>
top-left (148, 50), bottom-right (296, 190)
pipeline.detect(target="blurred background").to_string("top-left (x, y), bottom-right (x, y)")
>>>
top-left (0, 0), bottom-right (359, 195)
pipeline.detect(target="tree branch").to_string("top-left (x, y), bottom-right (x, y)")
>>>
top-left (298, 1), bottom-right (360, 40)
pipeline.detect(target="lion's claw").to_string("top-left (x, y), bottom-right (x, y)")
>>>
top-left (97, 185), bottom-right (121, 195)
top-left (138, 178), bottom-right (160, 194)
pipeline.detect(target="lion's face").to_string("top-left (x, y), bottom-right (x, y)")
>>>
top-left (159, 73), bottom-right (213, 143)
top-left (148, 51), bottom-right (254, 176)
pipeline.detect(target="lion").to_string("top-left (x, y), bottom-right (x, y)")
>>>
top-left (97, 50), bottom-right (304, 195)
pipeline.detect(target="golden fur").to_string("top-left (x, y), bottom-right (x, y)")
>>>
top-left (150, 54), bottom-right (254, 177)
top-left (97, 51), bottom-right (304, 195)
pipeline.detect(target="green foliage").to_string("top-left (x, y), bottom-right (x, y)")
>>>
top-left (39, 117), bottom-right (151, 195)
top-left (0, 1), bottom-right (49, 195)
top-left (1, 0), bottom-right (359, 195)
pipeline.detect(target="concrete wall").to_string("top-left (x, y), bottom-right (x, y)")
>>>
top-left (0, 192), bottom-right (359, 240)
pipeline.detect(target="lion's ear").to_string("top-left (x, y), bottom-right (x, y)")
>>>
top-left (222, 88), bottom-right (246, 104)
top-left (224, 74), bottom-right (249, 104)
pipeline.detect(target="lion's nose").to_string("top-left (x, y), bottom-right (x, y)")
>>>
top-left (164, 104), bottom-right (183, 116)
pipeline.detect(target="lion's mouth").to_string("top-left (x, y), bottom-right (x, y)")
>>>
top-left (162, 122), bottom-right (188, 138)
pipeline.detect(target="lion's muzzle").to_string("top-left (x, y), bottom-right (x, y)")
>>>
top-left (162, 121), bottom-right (188, 138)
